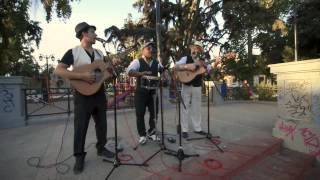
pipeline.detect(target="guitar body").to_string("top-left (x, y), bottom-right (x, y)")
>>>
top-left (70, 60), bottom-right (113, 95)
top-left (175, 64), bottom-right (206, 83)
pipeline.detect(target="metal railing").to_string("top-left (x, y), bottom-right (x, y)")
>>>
top-left (24, 87), bottom-right (136, 121)
top-left (24, 85), bottom-right (277, 122)
top-left (24, 88), bottom-right (72, 120)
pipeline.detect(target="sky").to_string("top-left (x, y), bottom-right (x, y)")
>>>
top-left (29, 0), bottom-right (140, 67)
top-left (29, 0), bottom-right (260, 68)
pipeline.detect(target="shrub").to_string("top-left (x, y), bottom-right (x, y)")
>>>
top-left (255, 82), bottom-right (277, 101)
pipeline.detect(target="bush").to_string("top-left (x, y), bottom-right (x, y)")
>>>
top-left (255, 82), bottom-right (277, 101)
top-left (228, 87), bottom-right (251, 100)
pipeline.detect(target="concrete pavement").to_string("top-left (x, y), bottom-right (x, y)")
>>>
top-left (0, 101), bottom-right (278, 180)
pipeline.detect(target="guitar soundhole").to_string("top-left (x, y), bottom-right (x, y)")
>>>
top-left (94, 69), bottom-right (102, 81)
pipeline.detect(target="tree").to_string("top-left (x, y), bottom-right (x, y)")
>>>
top-left (0, 0), bottom-right (78, 76)
top-left (288, 0), bottom-right (320, 59)
top-left (221, 0), bottom-right (290, 85)
top-left (104, 0), bottom-right (224, 68)
top-left (0, 0), bottom-right (41, 75)
top-left (36, 0), bottom-right (78, 22)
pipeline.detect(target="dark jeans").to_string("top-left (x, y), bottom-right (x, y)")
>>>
top-left (73, 90), bottom-right (107, 157)
top-left (134, 89), bottom-right (158, 137)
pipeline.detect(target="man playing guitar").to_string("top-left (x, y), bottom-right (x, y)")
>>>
top-left (54, 22), bottom-right (115, 174)
top-left (174, 41), bottom-right (212, 139)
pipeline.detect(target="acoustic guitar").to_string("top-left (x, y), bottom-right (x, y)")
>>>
top-left (70, 47), bottom-right (135, 95)
top-left (174, 63), bottom-right (207, 83)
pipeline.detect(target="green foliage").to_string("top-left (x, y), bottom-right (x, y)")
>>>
top-left (0, 0), bottom-right (78, 76)
top-left (255, 81), bottom-right (277, 101)
top-left (38, 0), bottom-right (78, 22)
top-left (104, 0), bottom-right (223, 69)
top-left (221, 0), bottom-right (291, 85)
top-left (229, 87), bottom-right (251, 100)
top-left (282, 45), bottom-right (294, 62)
top-left (292, 0), bottom-right (320, 59)
top-left (220, 51), bottom-right (251, 82)
top-left (103, 0), bottom-right (320, 79)
top-left (0, 0), bottom-right (42, 76)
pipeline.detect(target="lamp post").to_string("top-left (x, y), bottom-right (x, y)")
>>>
top-left (39, 54), bottom-right (55, 103)
top-left (294, 0), bottom-right (298, 61)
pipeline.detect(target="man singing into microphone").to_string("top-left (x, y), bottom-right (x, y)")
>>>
top-left (54, 22), bottom-right (115, 174)
top-left (174, 41), bottom-right (212, 139)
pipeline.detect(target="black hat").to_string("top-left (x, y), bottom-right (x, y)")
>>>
top-left (75, 22), bottom-right (96, 39)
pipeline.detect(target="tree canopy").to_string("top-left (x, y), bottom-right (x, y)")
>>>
top-left (1, 0), bottom-right (319, 83)
top-left (0, 0), bottom-right (78, 76)
top-left (104, 0), bottom-right (223, 67)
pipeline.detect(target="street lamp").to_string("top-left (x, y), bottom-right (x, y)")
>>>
top-left (39, 54), bottom-right (55, 103)
top-left (294, 0), bottom-right (298, 61)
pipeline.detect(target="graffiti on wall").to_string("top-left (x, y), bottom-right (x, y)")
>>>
top-left (277, 120), bottom-right (320, 159)
top-left (277, 81), bottom-right (284, 101)
top-left (313, 95), bottom-right (320, 125)
top-left (0, 88), bottom-right (15, 113)
top-left (278, 121), bottom-right (297, 140)
top-left (299, 128), bottom-right (320, 157)
top-left (284, 80), bottom-right (311, 120)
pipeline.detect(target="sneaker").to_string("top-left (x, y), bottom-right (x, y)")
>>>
top-left (139, 136), bottom-right (147, 145)
top-left (147, 128), bottom-right (156, 136)
top-left (182, 132), bottom-right (189, 138)
top-left (148, 134), bottom-right (160, 141)
top-left (194, 131), bottom-right (206, 135)
top-left (97, 147), bottom-right (115, 158)
top-left (73, 156), bottom-right (85, 174)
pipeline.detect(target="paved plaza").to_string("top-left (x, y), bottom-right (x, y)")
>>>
top-left (0, 98), bottom-right (281, 180)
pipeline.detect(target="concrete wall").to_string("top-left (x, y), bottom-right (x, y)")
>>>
top-left (0, 76), bottom-right (30, 128)
top-left (269, 59), bottom-right (320, 162)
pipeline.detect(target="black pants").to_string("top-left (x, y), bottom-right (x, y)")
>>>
top-left (73, 90), bottom-right (107, 157)
top-left (134, 89), bottom-right (157, 137)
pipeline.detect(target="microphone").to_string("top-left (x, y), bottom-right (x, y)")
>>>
top-left (95, 37), bottom-right (108, 44)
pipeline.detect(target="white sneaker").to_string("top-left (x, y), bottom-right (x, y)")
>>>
top-left (147, 129), bottom-right (156, 136)
top-left (148, 134), bottom-right (160, 141)
top-left (138, 136), bottom-right (147, 145)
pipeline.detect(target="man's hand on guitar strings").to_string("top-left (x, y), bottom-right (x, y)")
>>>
top-left (82, 72), bottom-right (95, 84)
top-left (185, 64), bottom-right (197, 71)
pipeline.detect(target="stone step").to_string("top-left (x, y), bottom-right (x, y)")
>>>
top-left (303, 166), bottom-right (320, 180)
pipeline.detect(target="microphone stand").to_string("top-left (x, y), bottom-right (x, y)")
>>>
top-left (137, 0), bottom-right (169, 164)
top-left (100, 43), bottom-right (148, 180)
top-left (164, 70), bottom-right (199, 172)
top-left (186, 75), bottom-right (224, 153)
